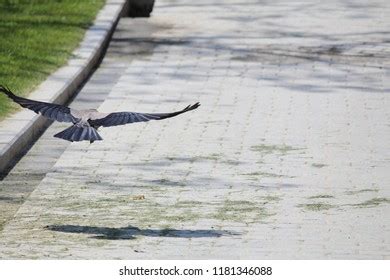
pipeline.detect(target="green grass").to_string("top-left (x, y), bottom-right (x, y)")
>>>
top-left (298, 203), bottom-right (336, 211)
top-left (242, 171), bottom-right (284, 178)
top-left (350, 198), bottom-right (390, 208)
top-left (260, 195), bottom-right (282, 202)
top-left (311, 163), bottom-right (327, 168)
top-left (345, 188), bottom-right (379, 195)
top-left (308, 194), bottom-right (334, 199)
top-left (0, 0), bottom-right (105, 119)
top-left (250, 144), bottom-right (303, 155)
top-left (212, 199), bottom-right (274, 223)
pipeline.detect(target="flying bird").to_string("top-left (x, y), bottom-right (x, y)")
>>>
top-left (0, 85), bottom-right (200, 143)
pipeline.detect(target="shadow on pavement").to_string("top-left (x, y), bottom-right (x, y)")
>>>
top-left (45, 224), bottom-right (239, 240)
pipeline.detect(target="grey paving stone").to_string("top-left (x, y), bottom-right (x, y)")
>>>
top-left (0, 0), bottom-right (389, 259)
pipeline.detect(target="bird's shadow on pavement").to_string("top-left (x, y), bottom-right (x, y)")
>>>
top-left (45, 224), bottom-right (239, 240)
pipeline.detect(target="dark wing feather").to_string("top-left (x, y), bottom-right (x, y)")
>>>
top-left (90, 102), bottom-right (200, 127)
top-left (0, 85), bottom-right (79, 123)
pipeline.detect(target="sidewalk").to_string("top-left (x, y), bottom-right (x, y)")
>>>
top-left (0, 0), bottom-right (389, 259)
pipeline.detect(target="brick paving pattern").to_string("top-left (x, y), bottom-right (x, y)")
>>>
top-left (0, 0), bottom-right (389, 259)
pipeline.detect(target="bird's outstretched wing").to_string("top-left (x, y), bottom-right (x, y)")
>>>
top-left (90, 102), bottom-right (200, 128)
top-left (0, 85), bottom-right (79, 123)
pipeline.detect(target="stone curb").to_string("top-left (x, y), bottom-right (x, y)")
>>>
top-left (0, 0), bottom-right (130, 174)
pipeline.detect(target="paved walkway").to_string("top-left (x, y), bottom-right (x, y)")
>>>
top-left (0, 0), bottom-right (389, 259)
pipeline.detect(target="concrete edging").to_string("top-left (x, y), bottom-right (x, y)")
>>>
top-left (0, 0), bottom-right (130, 174)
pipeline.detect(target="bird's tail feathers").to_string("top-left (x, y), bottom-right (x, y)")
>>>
top-left (54, 125), bottom-right (102, 143)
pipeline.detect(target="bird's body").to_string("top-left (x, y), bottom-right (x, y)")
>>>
top-left (71, 108), bottom-right (105, 122)
top-left (0, 85), bottom-right (200, 143)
